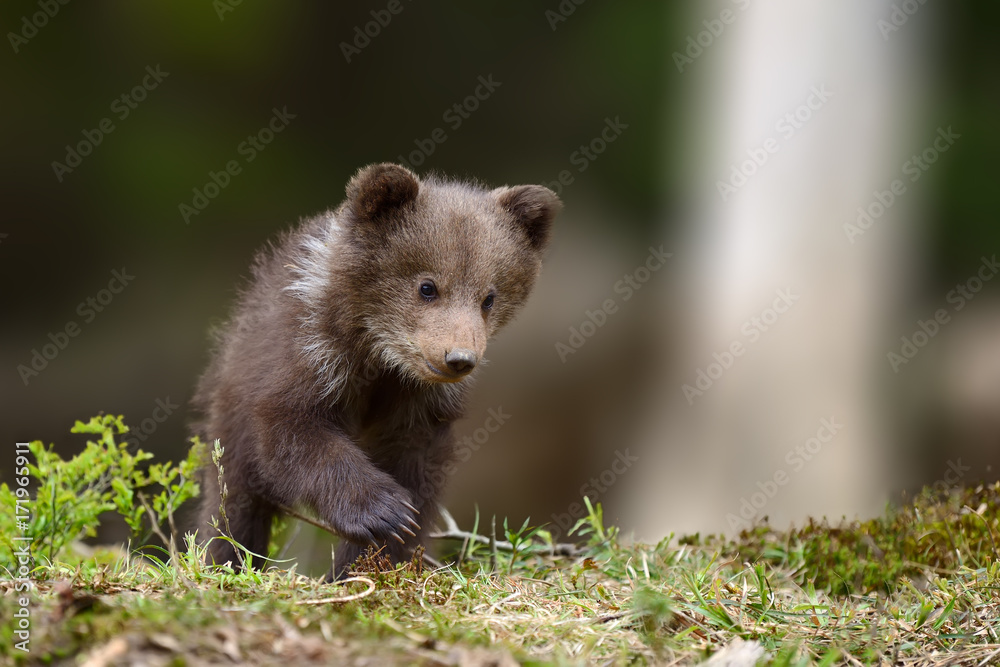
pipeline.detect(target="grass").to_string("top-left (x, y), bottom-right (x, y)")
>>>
top-left (2, 419), bottom-right (999, 665)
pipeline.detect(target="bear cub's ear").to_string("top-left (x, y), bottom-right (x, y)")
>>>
top-left (494, 185), bottom-right (562, 251)
top-left (346, 163), bottom-right (420, 222)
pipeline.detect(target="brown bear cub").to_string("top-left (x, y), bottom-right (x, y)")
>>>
top-left (192, 163), bottom-right (560, 579)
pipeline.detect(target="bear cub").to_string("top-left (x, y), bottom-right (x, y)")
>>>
top-left (192, 163), bottom-right (561, 579)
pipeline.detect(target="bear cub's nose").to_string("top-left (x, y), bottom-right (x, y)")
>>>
top-left (445, 348), bottom-right (478, 374)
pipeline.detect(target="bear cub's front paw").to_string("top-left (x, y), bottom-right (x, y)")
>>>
top-left (328, 476), bottom-right (421, 546)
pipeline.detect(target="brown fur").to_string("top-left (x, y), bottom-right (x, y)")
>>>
top-left (191, 163), bottom-right (560, 578)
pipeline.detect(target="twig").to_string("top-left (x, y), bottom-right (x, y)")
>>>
top-left (976, 646), bottom-right (1000, 667)
top-left (277, 504), bottom-right (344, 537)
top-left (277, 503), bottom-right (585, 558)
top-left (137, 493), bottom-right (173, 556)
top-left (276, 520), bottom-right (303, 561)
top-left (297, 576), bottom-right (376, 604)
top-left (594, 610), bottom-right (632, 624)
top-left (428, 526), bottom-right (584, 556)
top-left (489, 515), bottom-right (497, 573)
top-left (430, 508), bottom-right (585, 556)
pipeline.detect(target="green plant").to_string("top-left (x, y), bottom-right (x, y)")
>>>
top-left (0, 414), bottom-right (202, 573)
top-left (733, 482), bottom-right (1000, 595)
top-left (568, 495), bottom-right (619, 552)
top-left (502, 516), bottom-right (544, 574)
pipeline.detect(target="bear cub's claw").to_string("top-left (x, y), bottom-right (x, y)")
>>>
top-left (329, 477), bottom-right (422, 547)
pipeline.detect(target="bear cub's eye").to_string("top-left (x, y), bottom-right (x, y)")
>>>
top-left (419, 280), bottom-right (437, 301)
top-left (482, 293), bottom-right (495, 311)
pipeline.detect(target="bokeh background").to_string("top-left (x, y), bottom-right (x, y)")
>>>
top-left (2, 1), bottom-right (998, 574)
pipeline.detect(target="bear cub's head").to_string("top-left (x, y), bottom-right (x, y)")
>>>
top-left (334, 163), bottom-right (561, 385)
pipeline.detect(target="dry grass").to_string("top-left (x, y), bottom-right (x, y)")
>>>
top-left (2, 483), bottom-right (999, 666)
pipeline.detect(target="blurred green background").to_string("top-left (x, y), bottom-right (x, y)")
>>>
top-left (2, 2), bottom-right (664, 440)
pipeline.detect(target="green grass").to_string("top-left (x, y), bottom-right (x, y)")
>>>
top-left (2, 417), bottom-right (999, 665)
